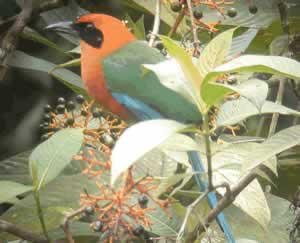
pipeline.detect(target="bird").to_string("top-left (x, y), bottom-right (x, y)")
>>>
top-left (46, 13), bottom-right (235, 242)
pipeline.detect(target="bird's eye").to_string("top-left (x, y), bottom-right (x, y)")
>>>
top-left (86, 23), bottom-right (94, 30)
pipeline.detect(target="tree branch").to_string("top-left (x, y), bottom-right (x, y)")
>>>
top-left (0, 0), bottom-right (36, 79)
top-left (187, 171), bottom-right (257, 242)
top-left (0, 220), bottom-right (48, 243)
top-left (61, 206), bottom-right (86, 243)
top-left (0, 0), bottom-right (67, 80)
top-left (0, 0), bottom-right (66, 28)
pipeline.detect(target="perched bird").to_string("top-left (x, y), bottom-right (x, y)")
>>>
top-left (47, 14), bottom-right (235, 242)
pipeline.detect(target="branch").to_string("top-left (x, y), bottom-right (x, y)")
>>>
top-left (168, 7), bottom-right (185, 37)
top-left (0, 0), bottom-right (67, 80)
top-left (148, 0), bottom-right (161, 47)
top-left (61, 206), bottom-right (86, 243)
top-left (0, 0), bottom-right (66, 28)
top-left (268, 78), bottom-right (286, 137)
top-left (0, 0), bottom-right (36, 79)
top-left (187, 171), bottom-right (257, 242)
top-left (0, 220), bottom-right (48, 243)
top-left (186, 0), bottom-right (201, 56)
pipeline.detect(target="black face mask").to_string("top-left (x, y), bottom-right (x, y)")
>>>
top-left (72, 22), bottom-right (104, 48)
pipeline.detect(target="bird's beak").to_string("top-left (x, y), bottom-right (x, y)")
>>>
top-left (45, 21), bottom-right (77, 35)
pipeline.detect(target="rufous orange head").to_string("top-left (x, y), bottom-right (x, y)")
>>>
top-left (73, 14), bottom-right (136, 57)
top-left (46, 14), bottom-right (136, 119)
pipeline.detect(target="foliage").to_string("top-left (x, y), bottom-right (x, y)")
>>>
top-left (1, 0), bottom-right (300, 243)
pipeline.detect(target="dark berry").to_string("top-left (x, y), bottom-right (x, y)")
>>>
top-left (84, 206), bottom-right (94, 215)
top-left (138, 195), bottom-right (149, 209)
top-left (155, 42), bottom-right (164, 51)
top-left (193, 9), bottom-right (203, 19)
top-left (249, 5), bottom-right (258, 14)
top-left (41, 134), bottom-right (49, 141)
top-left (227, 75), bottom-right (237, 84)
top-left (93, 221), bottom-right (103, 232)
top-left (170, 2), bottom-right (182, 12)
top-left (227, 7), bottom-right (237, 18)
top-left (56, 104), bottom-right (65, 114)
top-left (92, 110), bottom-right (102, 118)
top-left (66, 101), bottom-right (75, 111)
top-left (43, 114), bottom-right (52, 123)
top-left (66, 118), bottom-right (74, 126)
top-left (76, 94), bottom-right (85, 104)
top-left (132, 225), bottom-right (145, 237)
top-left (44, 104), bottom-right (52, 113)
top-left (81, 110), bottom-right (88, 116)
top-left (101, 133), bottom-right (114, 147)
top-left (57, 97), bottom-right (66, 105)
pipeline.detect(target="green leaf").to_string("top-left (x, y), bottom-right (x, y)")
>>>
top-left (0, 174), bottom-right (98, 241)
top-left (0, 181), bottom-right (32, 203)
top-left (210, 143), bottom-right (271, 229)
top-left (242, 124), bottom-right (300, 172)
top-left (228, 28), bottom-right (258, 58)
top-left (224, 193), bottom-right (294, 242)
top-left (202, 54), bottom-right (300, 108)
top-left (21, 27), bottom-right (72, 58)
top-left (0, 150), bottom-right (32, 184)
top-left (160, 36), bottom-right (203, 110)
top-left (8, 51), bottom-right (86, 95)
top-left (50, 58), bottom-right (81, 73)
top-left (217, 98), bottom-right (300, 127)
top-left (223, 79), bottom-right (268, 110)
top-left (146, 201), bottom-right (182, 237)
top-left (125, 14), bottom-right (146, 40)
top-left (198, 28), bottom-right (237, 77)
top-left (111, 119), bottom-right (187, 184)
top-left (29, 128), bottom-right (84, 190)
top-left (210, 55), bottom-right (300, 81)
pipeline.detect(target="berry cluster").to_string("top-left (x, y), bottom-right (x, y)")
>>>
top-left (78, 167), bottom-right (173, 242)
top-left (39, 95), bottom-right (127, 153)
top-left (41, 96), bottom-right (174, 241)
top-left (168, 0), bottom-right (258, 31)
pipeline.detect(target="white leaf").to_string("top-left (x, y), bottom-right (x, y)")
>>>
top-left (143, 59), bottom-right (197, 105)
top-left (111, 119), bottom-right (187, 185)
top-left (216, 98), bottom-right (300, 126)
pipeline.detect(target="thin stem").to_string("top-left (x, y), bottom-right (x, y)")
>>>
top-left (62, 206), bottom-right (86, 243)
top-left (168, 7), bottom-right (185, 37)
top-left (268, 78), bottom-right (285, 137)
top-left (186, 0), bottom-right (201, 56)
top-left (33, 191), bottom-right (49, 239)
top-left (148, 0), bottom-right (161, 47)
top-left (203, 112), bottom-right (213, 191)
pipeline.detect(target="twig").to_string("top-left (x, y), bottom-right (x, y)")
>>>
top-left (186, 0), bottom-right (201, 56)
top-left (148, 0), bottom-right (161, 47)
top-left (203, 113), bottom-right (213, 191)
top-left (0, 0), bottom-right (36, 80)
top-left (268, 78), bottom-right (286, 137)
top-left (187, 171), bottom-right (257, 242)
top-left (0, 0), bottom-right (66, 28)
top-left (168, 7), bottom-right (185, 37)
top-left (0, 220), bottom-right (48, 243)
top-left (61, 206), bottom-right (86, 243)
top-left (33, 191), bottom-right (49, 239)
top-left (177, 183), bottom-right (231, 242)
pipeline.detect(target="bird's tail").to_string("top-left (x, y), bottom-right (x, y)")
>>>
top-left (188, 151), bottom-right (235, 243)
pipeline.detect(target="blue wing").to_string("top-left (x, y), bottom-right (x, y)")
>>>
top-left (113, 93), bottom-right (235, 243)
